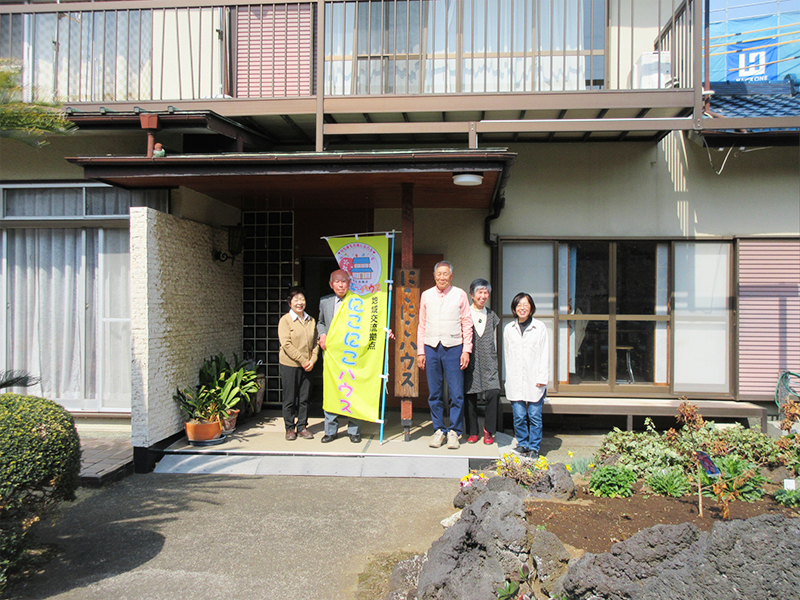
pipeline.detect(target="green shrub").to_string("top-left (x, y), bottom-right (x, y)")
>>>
top-left (0, 393), bottom-right (81, 590)
top-left (597, 421), bottom-right (686, 477)
top-left (699, 455), bottom-right (767, 502)
top-left (774, 488), bottom-right (800, 508)
top-left (646, 467), bottom-right (691, 497)
top-left (597, 417), bottom-right (788, 479)
top-left (589, 465), bottom-right (637, 498)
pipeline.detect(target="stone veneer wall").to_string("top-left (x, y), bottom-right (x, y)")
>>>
top-left (130, 208), bottom-right (243, 448)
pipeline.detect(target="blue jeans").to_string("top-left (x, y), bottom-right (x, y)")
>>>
top-left (511, 396), bottom-right (544, 453)
top-left (424, 343), bottom-right (465, 435)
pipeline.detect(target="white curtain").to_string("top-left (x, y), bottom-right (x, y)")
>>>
top-left (7, 229), bottom-right (84, 408)
top-left (4, 226), bottom-right (131, 411)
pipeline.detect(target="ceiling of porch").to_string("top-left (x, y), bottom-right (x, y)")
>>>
top-left (67, 149), bottom-right (516, 211)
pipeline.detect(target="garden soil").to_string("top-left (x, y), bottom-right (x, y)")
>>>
top-left (525, 479), bottom-right (800, 555)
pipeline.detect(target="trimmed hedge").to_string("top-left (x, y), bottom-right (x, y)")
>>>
top-left (0, 393), bottom-right (81, 590)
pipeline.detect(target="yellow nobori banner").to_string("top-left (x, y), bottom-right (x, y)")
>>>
top-left (323, 235), bottom-right (390, 423)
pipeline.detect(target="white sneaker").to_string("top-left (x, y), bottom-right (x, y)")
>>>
top-left (429, 429), bottom-right (446, 448)
top-left (446, 430), bottom-right (460, 450)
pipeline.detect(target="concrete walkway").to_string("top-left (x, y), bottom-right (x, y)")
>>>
top-left (155, 409), bottom-right (606, 478)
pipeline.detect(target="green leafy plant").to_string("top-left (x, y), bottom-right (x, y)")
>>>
top-left (496, 564), bottom-right (532, 600)
top-left (597, 413), bottom-right (789, 480)
top-left (589, 465), bottom-right (637, 498)
top-left (774, 488), bottom-right (800, 507)
top-left (699, 455), bottom-right (767, 503)
top-left (775, 488), bottom-right (800, 507)
top-left (570, 456), bottom-right (594, 475)
top-left (198, 353), bottom-right (259, 418)
top-left (0, 393), bottom-right (81, 591)
top-left (646, 466), bottom-right (691, 497)
top-left (175, 353), bottom-right (259, 424)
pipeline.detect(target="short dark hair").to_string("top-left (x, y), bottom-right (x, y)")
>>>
top-left (510, 292), bottom-right (536, 317)
top-left (286, 286), bottom-right (306, 304)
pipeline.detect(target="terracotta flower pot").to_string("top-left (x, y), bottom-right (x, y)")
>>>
top-left (185, 420), bottom-right (222, 442)
top-left (221, 409), bottom-right (240, 435)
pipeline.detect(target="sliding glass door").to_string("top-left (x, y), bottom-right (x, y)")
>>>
top-left (557, 241), bottom-right (670, 392)
top-left (501, 238), bottom-right (733, 397)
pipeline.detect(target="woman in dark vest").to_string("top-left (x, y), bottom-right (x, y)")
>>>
top-left (463, 278), bottom-right (502, 444)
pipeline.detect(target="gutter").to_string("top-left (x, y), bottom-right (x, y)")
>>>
top-left (484, 153), bottom-right (515, 302)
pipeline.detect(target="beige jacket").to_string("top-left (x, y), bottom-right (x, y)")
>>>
top-left (278, 311), bottom-right (320, 368)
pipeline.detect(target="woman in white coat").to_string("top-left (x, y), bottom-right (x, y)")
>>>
top-left (503, 292), bottom-right (549, 457)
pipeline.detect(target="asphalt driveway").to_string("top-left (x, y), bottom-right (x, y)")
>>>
top-left (6, 474), bottom-right (458, 600)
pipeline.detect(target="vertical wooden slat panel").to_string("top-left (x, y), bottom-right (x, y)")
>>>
top-left (236, 3), bottom-right (313, 98)
top-left (738, 240), bottom-right (800, 398)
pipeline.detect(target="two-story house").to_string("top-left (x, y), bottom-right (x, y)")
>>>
top-left (1, 0), bottom-right (798, 471)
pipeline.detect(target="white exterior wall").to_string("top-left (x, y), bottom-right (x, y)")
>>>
top-left (130, 208), bottom-right (243, 447)
top-left (496, 137), bottom-right (800, 238)
top-left (374, 208), bottom-right (491, 292)
top-left (0, 135), bottom-right (145, 181)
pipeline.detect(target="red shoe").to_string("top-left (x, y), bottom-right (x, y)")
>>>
top-left (483, 430), bottom-right (494, 445)
top-left (466, 435), bottom-right (480, 444)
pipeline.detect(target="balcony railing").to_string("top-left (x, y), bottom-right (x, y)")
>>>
top-left (0, 0), bottom-right (695, 104)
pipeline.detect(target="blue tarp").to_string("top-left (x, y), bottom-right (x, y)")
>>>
top-left (709, 12), bottom-right (800, 82)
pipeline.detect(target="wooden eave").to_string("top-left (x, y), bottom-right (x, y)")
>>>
top-left (66, 149), bottom-right (516, 211)
top-left (63, 89), bottom-right (700, 147)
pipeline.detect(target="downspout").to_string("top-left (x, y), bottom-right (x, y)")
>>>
top-left (484, 155), bottom-right (515, 301)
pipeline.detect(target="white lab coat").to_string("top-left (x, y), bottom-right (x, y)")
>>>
top-left (503, 318), bottom-right (549, 403)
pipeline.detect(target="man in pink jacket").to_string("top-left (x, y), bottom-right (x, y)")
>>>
top-left (417, 261), bottom-right (473, 450)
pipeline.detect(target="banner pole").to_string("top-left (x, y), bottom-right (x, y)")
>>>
top-left (379, 231), bottom-right (396, 444)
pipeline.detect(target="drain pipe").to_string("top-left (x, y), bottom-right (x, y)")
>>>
top-left (485, 155), bottom-right (515, 300)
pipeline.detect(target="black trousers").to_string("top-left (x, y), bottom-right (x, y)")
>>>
top-left (280, 364), bottom-right (312, 431)
top-left (464, 388), bottom-right (501, 436)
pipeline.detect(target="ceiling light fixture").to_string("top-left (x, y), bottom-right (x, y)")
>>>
top-left (453, 173), bottom-right (483, 186)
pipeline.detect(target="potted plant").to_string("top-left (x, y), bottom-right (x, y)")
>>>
top-left (189, 352), bottom-right (260, 435)
top-left (214, 366), bottom-right (259, 434)
top-left (173, 387), bottom-right (223, 442)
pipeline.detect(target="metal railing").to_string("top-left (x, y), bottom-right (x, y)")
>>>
top-left (0, 0), bottom-right (696, 104)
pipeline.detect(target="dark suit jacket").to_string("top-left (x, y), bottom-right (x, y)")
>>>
top-left (318, 293), bottom-right (338, 337)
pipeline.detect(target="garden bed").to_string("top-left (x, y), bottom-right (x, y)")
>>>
top-left (525, 478), bottom-right (800, 555)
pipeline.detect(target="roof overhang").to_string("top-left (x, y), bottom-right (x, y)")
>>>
top-left (67, 149), bottom-right (517, 211)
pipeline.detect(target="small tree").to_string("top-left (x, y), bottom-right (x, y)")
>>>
top-left (0, 64), bottom-right (75, 147)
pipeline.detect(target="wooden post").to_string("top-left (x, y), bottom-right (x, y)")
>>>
top-left (395, 269), bottom-right (420, 442)
top-left (398, 183), bottom-right (416, 441)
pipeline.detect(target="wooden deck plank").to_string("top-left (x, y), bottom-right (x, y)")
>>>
top-left (542, 398), bottom-right (768, 432)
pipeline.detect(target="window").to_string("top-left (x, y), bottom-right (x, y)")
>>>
top-left (324, 0), bottom-right (605, 95)
top-left (500, 238), bottom-right (733, 396)
top-left (0, 185), bottom-right (166, 412)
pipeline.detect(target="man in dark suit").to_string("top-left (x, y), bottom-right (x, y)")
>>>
top-left (318, 269), bottom-right (363, 443)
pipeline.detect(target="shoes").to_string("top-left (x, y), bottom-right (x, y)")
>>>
top-left (483, 430), bottom-right (494, 445)
top-left (429, 429), bottom-right (446, 448)
top-left (466, 435), bottom-right (479, 444)
top-left (297, 427), bottom-right (314, 439)
top-left (285, 429), bottom-right (297, 441)
top-left (349, 433), bottom-right (362, 444)
top-left (512, 446), bottom-right (530, 456)
top-left (447, 430), bottom-right (460, 450)
top-left (321, 434), bottom-right (338, 443)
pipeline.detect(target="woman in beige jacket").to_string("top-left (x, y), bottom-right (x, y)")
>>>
top-left (278, 287), bottom-right (319, 440)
